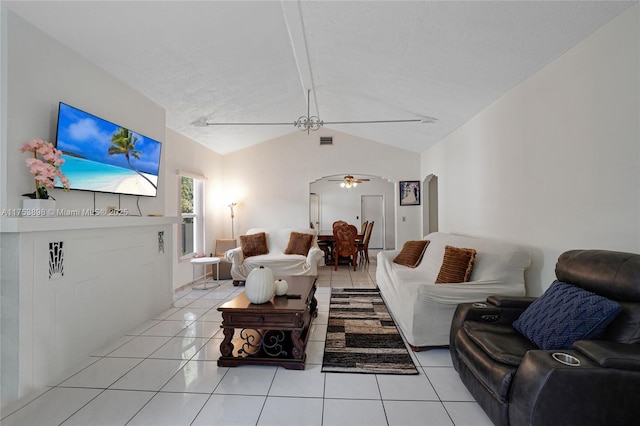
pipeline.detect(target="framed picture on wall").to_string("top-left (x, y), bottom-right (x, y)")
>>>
top-left (399, 181), bottom-right (421, 206)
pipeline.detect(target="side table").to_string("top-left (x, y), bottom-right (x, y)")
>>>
top-left (191, 256), bottom-right (221, 290)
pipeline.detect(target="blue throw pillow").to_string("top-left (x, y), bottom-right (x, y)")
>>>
top-left (513, 281), bottom-right (621, 350)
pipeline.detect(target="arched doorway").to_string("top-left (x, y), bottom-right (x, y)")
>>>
top-left (422, 174), bottom-right (439, 235)
top-left (309, 174), bottom-right (396, 250)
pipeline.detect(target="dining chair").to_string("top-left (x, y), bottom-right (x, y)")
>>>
top-left (358, 221), bottom-right (374, 265)
top-left (361, 220), bottom-right (369, 236)
top-left (333, 220), bottom-right (348, 230)
top-left (333, 223), bottom-right (359, 271)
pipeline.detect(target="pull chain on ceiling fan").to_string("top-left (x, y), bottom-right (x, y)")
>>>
top-left (192, 90), bottom-right (437, 134)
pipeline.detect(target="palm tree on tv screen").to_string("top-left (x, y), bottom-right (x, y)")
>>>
top-left (108, 127), bottom-right (157, 190)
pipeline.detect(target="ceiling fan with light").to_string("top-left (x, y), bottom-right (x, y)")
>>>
top-left (329, 175), bottom-right (370, 188)
top-left (192, 90), bottom-right (437, 134)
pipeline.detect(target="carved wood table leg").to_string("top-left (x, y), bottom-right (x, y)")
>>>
top-left (220, 327), bottom-right (235, 357)
top-left (291, 329), bottom-right (304, 359)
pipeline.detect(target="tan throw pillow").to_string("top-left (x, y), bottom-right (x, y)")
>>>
top-left (393, 240), bottom-right (430, 268)
top-left (285, 232), bottom-right (314, 256)
top-left (239, 232), bottom-right (269, 258)
top-left (435, 245), bottom-right (477, 283)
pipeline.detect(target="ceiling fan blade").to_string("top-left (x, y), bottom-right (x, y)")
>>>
top-left (323, 117), bottom-right (437, 125)
top-left (198, 121), bottom-right (294, 126)
top-left (323, 119), bottom-right (417, 125)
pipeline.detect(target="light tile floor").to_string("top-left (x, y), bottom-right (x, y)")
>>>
top-left (1, 261), bottom-right (493, 426)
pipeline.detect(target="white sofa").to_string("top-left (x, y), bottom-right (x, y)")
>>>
top-left (376, 232), bottom-right (531, 348)
top-left (226, 228), bottom-right (324, 285)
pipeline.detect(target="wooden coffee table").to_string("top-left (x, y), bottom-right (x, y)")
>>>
top-left (217, 275), bottom-right (318, 370)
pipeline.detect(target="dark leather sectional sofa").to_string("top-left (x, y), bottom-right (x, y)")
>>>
top-left (450, 249), bottom-right (640, 426)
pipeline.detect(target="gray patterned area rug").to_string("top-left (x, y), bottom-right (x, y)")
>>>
top-left (321, 288), bottom-right (418, 374)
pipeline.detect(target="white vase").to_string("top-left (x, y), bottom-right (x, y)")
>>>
top-left (22, 198), bottom-right (55, 217)
top-left (245, 266), bottom-right (275, 304)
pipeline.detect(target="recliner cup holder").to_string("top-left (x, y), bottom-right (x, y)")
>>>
top-left (552, 352), bottom-right (581, 366)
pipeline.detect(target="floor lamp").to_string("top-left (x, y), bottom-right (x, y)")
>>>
top-left (228, 202), bottom-right (237, 239)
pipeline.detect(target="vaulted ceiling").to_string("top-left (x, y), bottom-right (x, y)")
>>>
top-left (4, 1), bottom-right (634, 154)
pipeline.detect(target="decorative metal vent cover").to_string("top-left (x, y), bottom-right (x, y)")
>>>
top-left (158, 231), bottom-right (165, 253)
top-left (49, 241), bottom-right (64, 280)
top-left (320, 136), bottom-right (333, 145)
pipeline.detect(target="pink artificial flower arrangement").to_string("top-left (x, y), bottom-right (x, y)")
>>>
top-left (21, 139), bottom-right (70, 199)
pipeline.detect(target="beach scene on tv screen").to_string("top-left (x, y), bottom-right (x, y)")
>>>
top-left (56, 103), bottom-right (162, 196)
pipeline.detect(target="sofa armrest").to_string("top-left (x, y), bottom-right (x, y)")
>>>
top-left (225, 247), bottom-right (244, 264)
top-left (450, 302), bottom-right (511, 371)
top-left (573, 340), bottom-right (640, 371)
top-left (450, 302), bottom-right (517, 328)
top-left (306, 246), bottom-right (323, 266)
top-left (510, 349), bottom-right (640, 426)
top-left (486, 295), bottom-right (537, 309)
top-left (450, 298), bottom-right (535, 371)
top-left (377, 250), bottom-right (399, 264)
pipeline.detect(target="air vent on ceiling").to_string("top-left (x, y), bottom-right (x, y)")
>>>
top-left (320, 136), bottom-right (333, 145)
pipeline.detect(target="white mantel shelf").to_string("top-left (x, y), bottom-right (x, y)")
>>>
top-left (0, 215), bottom-right (179, 233)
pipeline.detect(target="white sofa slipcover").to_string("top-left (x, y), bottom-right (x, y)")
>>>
top-left (376, 232), bottom-right (531, 348)
top-left (226, 228), bottom-right (323, 284)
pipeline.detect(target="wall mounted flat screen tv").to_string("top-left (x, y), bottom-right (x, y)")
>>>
top-left (55, 102), bottom-right (162, 197)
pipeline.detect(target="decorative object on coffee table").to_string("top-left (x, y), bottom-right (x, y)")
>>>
top-left (245, 266), bottom-right (275, 304)
top-left (217, 275), bottom-right (317, 370)
top-left (275, 279), bottom-right (288, 296)
top-left (322, 288), bottom-right (418, 374)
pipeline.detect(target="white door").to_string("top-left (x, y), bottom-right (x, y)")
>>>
top-left (361, 195), bottom-right (384, 249)
top-left (309, 193), bottom-right (320, 231)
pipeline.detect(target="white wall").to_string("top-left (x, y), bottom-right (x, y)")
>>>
top-left (0, 10), bottom-right (176, 409)
top-left (164, 128), bottom-right (225, 288)
top-left (2, 10), bottom-right (166, 215)
top-left (223, 128), bottom-right (422, 248)
top-left (421, 5), bottom-right (640, 296)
